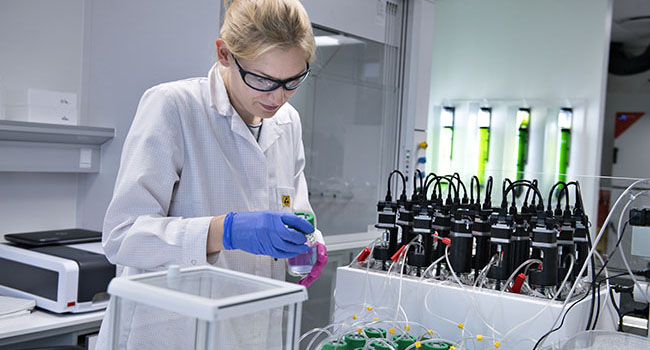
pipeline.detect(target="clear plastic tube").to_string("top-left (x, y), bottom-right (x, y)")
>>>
top-left (534, 179), bottom-right (649, 349)
top-left (500, 258), bottom-right (542, 293)
top-left (473, 254), bottom-right (498, 290)
top-left (419, 254), bottom-right (447, 282)
top-left (444, 245), bottom-right (502, 339)
top-left (501, 255), bottom-right (574, 344)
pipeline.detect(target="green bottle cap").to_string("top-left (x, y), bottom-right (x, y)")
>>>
top-left (364, 327), bottom-right (387, 339)
top-left (372, 340), bottom-right (397, 350)
top-left (345, 333), bottom-right (366, 348)
top-left (321, 340), bottom-right (347, 350)
top-left (294, 212), bottom-right (315, 227)
top-left (421, 340), bottom-right (449, 350)
top-left (393, 333), bottom-right (416, 350)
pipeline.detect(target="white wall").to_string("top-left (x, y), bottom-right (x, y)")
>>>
top-left (76, 0), bottom-right (221, 230)
top-left (0, 0), bottom-right (83, 233)
top-left (426, 0), bottom-right (612, 220)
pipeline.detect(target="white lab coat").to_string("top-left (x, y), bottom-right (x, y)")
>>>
top-left (95, 63), bottom-right (317, 349)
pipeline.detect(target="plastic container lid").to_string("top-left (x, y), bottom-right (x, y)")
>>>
top-left (345, 333), bottom-right (366, 348)
top-left (371, 339), bottom-right (397, 350)
top-left (393, 333), bottom-right (416, 350)
top-left (421, 340), bottom-right (449, 350)
top-left (364, 327), bottom-right (388, 338)
top-left (322, 339), bottom-right (347, 350)
top-left (295, 211), bottom-right (315, 227)
top-left (557, 330), bottom-right (650, 349)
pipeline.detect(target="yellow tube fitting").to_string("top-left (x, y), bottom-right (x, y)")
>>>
top-left (494, 341), bottom-right (501, 348)
top-left (357, 328), bottom-right (363, 334)
top-left (450, 346), bottom-right (456, 350)
top-left (427, 329), bottom-right (434, 335)
top-left (373, 317), bottom-right (379, 322)
top-left (388, 328), bottom-right (395, 335)
top-left (414, 341), bottom-right (422, 348)
top-left (418, 141), bottom-right (428, 149)
top-left (457, 323), bottom-right (464, 329)
top-left (404, 325), bottom-right (411, 331)
top-left (367, 306), bottom-right (373, 311)
top-left (352, 314), bottom-right (358, 320)
top-left (476, 335), bottom-right (483, 342)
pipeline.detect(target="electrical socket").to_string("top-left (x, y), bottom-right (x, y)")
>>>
top-left (629, 208), bottom-right (650, 227)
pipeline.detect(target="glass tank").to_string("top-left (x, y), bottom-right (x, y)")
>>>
top-left (105, 265), bottom-right (307, 349)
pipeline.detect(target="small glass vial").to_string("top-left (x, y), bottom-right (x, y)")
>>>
top-left (287, 212), bottom-right (317, 277)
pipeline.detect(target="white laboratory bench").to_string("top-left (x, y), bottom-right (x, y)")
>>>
top-left (0, 309), bottom-right (104, 348)
top-left (0, 231), bottom-right (375, 349)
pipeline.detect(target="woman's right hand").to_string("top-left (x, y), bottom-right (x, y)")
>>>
top-left (222, 210), bottom-right (313, 258)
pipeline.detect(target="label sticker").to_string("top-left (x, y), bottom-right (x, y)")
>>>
top-left (281, 195), bottom-right (291, 208)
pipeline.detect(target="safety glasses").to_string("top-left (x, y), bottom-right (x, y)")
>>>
top-left (233, 56), bottom-right (310, 92)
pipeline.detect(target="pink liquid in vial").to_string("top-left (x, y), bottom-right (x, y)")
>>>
top-left (287, 243), bottom-right (317, 276)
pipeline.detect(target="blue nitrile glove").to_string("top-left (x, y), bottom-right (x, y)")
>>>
top-left (222, 210), bottom-right (314, 258)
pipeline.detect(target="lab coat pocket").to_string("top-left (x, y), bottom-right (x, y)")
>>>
top-left (275, 186), bottom-right (295, 213)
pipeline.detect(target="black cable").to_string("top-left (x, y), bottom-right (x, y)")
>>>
top-left (483, 176), bottom-right (494, 209)
top-left (501, 178), bottom-right (515, 208)
top-left (470, 175), bottom-right (481, 205)
top-left (387, 170), bottom-right (406, 202)
top-left (507, 179), bottom-right (536, 210)
top-left (559, 184), bottom-right (571, 212)
top-left (503, 182), bottom-right (544, 207)
top-left (592, 272), bottom-right (631, 331)
top-left (451, 172), bottom-right (468, 201)
top-left (566, 181), bottom-right (585, 212)
top-left (433, 175), bottom-right (458, 202)
top-left (532, 290), bottom-right (589, 350)
top-left (609, 284), bottom-right (622, 331)
top-left (590, 221), bottom-right (630, 329)
top-left (523, 179), bottom-right (536, 205)
top-left (423, 173), bottom-right (438, 201)
top-left (585, 228), bottom-right (597, 331)
top-left (533, 270), bottom-right (631, 350)
top-left (413, 169), bottom-right (422, 200)
top-left (547, 181), bottom-right (570, 212)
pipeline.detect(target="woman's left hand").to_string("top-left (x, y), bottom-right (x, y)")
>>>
top-left (298, 242), bottom-right (327, 287)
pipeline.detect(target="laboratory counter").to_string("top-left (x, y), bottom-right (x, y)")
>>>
top-left (0, 231), bottom-right (375, 349)
top-left (0, 309), bottom-right (103, 348)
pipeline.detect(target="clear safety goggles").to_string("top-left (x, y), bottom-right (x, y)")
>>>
top-left (233, 55), bottom-right (310, 92)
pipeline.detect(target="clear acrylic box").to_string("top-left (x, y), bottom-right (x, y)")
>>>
top-left (105, 265), bottom-right (307, 349)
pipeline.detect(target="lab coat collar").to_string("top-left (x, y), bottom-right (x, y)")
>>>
top-left (209, 63), bottom-right (235, 117)
top-left (208, 63), bottom-right (290, 152)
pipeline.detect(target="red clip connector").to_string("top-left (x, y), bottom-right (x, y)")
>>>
top-left (358, 248), bottom-right (371, 262)
top-left (510, 273), bottom-right (526, 294)
top-left (442, 237), bottom-right (451, 246)
top-left (391, 245), bottom-right (407, 262)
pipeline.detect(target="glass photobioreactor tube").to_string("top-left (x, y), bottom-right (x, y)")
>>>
top-left (477, 107), bottom-right (491, 185)
top-left (557, 108), bottom-right (573, 183)
top-left (515, 108), bottom-right (530, 181)
top-left (438, 106), bottom-right (455, 175)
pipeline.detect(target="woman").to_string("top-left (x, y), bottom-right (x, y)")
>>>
top-left (95, 0), bottom-right (327, 348)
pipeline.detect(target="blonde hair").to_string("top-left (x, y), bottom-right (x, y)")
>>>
top-left (221, 0), bottom-right (316, 62)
